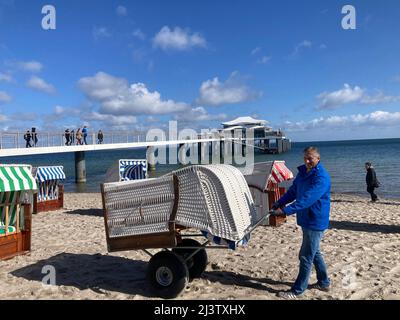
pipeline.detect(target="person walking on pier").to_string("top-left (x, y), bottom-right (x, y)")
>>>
top-left (82, 126), bottom-right (88, 145)
top-left (97, 130), bottom-right (104, 144)
top-left (76, 128), bottom-right (83, 145)
top-left (365, 162), bottom-right (380, 202)
top-left (70, 129), bottom-right (75, 145)
top-left (64, 129), bottom-right (71, 146)
top-left (24, 130), bottom-right (32, 148)
top-left (31, 127), bottom-right (38, 147)
top-left (272, 146), bottom-right (331, 299)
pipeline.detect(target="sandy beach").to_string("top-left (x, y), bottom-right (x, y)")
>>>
top-left (1, 192), bottom-right (400, 300)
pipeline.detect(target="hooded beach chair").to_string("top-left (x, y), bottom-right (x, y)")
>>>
top-left (32, 166), bottom-right (66, 213)
top-left (0, 164), bottom-right (37, 260)
top-left (104, 159), bottom-right (147, 183)
top-left (101, 164), bottom-right (263, 298)
top-left (243, 161), bottom-right (294, 226)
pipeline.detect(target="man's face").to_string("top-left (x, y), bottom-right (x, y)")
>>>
top-left (304, 151), bottom-right (320, 170)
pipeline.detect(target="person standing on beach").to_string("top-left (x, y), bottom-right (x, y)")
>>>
top-left (271, 146), bottom-right (331, 299)
top-left (365, 162), bottom-right (379, 202)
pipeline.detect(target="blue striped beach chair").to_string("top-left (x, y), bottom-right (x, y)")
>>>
top-left (34, 166), bottom-right (66, 202)
top-left (105, 159), bottom-right (147, 183)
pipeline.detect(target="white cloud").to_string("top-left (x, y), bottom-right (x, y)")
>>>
top-left (391, 75), bottom-right (400, 83)
top-left (116, 5), bottom-right (127, 16)
top-left (12, 60), bottom-right (43, 72)
top-left (291, 40), bottom-right (312, 56)
top-left (257, 56), bottom-right (271, 64)
top-left (175, 107), bottom-right (227, 122)
top-left (251, 47), bottom-right (261, 55)
top-left (319, 44), bottom-right (327, 49)
top-left (26, 76), bottom-right (56, 94)
top-left (197, 72), bottom-right (262, 106)
top-left (78, 72), bottom-right (189, 115)
top-left (317, 84), bottom-right (400, 109)
top-left (0, 91), bottom-right (12, 104)
top-left (133, 29), bottom-right (146, 40)
top-left (153, 26), bottom-right (207, 51)
top-left (0, 73), bottom-right (13, 83)
top-left (82, 111), bottom-right (137, 126)
top-left (93, 27), bottom-right (111, 40)
top-left (0, 113), bottom-right (8, 122)
top-left (283, 110), bottom-right (400, 132)
top-left (360, 91), bottom-right (400, 105)
top-left (317, 84), bottom-right (364, 109)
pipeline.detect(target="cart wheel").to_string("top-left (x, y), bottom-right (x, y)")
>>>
top-left (172, 239), bottom-right (208, 280)
top-left (147, 251), bottom-right (189, 299)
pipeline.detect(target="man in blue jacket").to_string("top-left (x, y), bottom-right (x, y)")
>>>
top-left (273, 146), bottom-right (331, 299)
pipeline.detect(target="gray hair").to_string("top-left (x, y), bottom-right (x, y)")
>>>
top-left (303, 146), bottom-right (320, 156)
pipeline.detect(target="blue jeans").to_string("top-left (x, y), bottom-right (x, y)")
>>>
top-left (291, 227), bottom-right (330, 295)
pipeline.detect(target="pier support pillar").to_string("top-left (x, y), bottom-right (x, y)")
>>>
top-left (75, 151), bottom-right (86, 183)
top-left (147, 146), bottom-right (156, 171)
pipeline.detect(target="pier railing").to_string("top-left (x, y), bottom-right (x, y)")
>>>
top-left (0, 131), bottom-right (229, 150)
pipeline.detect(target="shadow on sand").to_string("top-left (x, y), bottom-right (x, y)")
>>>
top-left (329, 220), bottom-right (400, 234)
top-left (11, 253), bottom-right (157, 297)
top-left (203, 270), bottom-right (292, 294)
top-left (65, 209), bottom-right (104, 217)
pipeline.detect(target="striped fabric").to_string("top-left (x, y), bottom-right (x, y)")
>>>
top-left (35, 166), bottom-right (66, 182)
top-left (270, 161), bottom-right (294, 184)
top-left (119, 160), bottom-right (147, 181)
top-left (0, 191), bottom-right (22, 228)
top-left (0, 165), bottom-right (37, 192)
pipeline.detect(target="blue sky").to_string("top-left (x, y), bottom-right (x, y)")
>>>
top-left (0, 0), bottom-right (399, 141)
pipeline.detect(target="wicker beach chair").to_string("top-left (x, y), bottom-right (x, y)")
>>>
top-left (101, 164), bottom-right (260, 298)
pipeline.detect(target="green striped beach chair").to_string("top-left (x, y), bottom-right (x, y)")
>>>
top-left (0, 164), bottom-right (37, 237)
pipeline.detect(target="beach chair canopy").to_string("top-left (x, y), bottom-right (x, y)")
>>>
top-left (0, 164), bottom-right (37, 192)
top-left (34, 166), bottom-right (66, 183)
top-left (105, 159), bottom-right (147, 183)
top-left (244, 161), bottom-right (293, 191)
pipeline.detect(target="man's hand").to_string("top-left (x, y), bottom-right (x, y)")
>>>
top-left (271, 202), bottom-right (280, 210)
top-left (270, 207), bottom-right (286, 217)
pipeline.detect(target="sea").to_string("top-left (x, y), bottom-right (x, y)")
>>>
top-left (1, 138), bottom-right (399, 199)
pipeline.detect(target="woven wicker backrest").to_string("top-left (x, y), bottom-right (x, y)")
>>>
top-left (102, 165), bottom-right (257, 242)
top-left (102, 176), bottom-right (176, 238)
top-left (172, 165), bottom-right (257, 241)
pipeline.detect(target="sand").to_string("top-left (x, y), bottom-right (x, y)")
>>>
top-left (1, 192), bottom-right (400, 300)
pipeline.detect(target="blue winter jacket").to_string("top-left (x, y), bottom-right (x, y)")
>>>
top-left (276, 162), bottom-right (331, 231)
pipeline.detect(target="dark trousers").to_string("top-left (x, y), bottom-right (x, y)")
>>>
top-left (367, 186), bottom-right (378, 201)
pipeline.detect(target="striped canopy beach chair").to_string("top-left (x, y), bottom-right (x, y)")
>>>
top-left (244, 161), bottom-right (294, 226)
top-left (34, 166), bottom-right (66, 201)
top-left (105, 159), bottom-right (147, 183)
top-left (0, 164), bottom-right (37, 260)
top-left (32, 166), bottom-right (66, 213)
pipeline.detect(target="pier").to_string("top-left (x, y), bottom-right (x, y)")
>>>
top-left (0, 120), bottom-right (291, 183)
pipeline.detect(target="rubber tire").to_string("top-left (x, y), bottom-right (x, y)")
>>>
top-left (147, 251), bottom-right (189, 299)
top-left (172, 239), bottom-right (208, 280)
